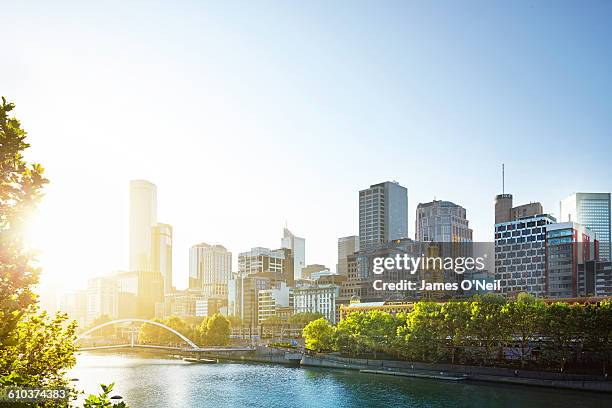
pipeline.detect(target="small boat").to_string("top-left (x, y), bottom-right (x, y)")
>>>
top-left (183, 357), bottom-right (217, 364)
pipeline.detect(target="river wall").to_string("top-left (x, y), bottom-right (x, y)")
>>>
top-left (301, 354), bottom-right (612, 393)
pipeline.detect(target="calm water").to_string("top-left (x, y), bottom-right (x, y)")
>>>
top-left (70, 352), bottom-right (612, 408)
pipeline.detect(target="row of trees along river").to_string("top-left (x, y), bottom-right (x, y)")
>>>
top-left (303, 293), bottom-right (612, 375)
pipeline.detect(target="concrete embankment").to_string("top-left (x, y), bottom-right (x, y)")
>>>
top-left (301, 354), bottom-right (612, 393)
top-left (198, 346), bottom-right (302, 366)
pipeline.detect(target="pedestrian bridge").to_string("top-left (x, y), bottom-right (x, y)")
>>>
top-left (76, 318), bottom-right (255, 353)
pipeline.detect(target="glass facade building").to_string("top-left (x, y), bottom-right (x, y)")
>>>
top-left (560, 192), bottom-right (611, 261)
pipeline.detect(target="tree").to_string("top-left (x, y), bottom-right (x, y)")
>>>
top-left (397, 302), bottom-right (446, 362)
top-left (202, 313), bottom-right (230, 346)
top-left (288, 312), bottom-right (324, 327)
top-left (440, 301), bottom-right (471, 363)
top-left (303, 318), bottom-right (335, 352)
top-left (137, 319), bottom-right (166, 344)
top-left (0, 96), bottom-right (48, 348)
top-left (541, 302), bottom-right (582, 372)
top-left (581, 300), bottom-right (612, 375)
top-left (467, 294), bottom-right (508, 365)
top-left (85, 314), bottom-right (116, 337)
top-left (501, 293), bottom-right (545, 367)
top-left (0, 310), bottom-right (77, 388)
top-left (0, 97), bottom-right (77, 399)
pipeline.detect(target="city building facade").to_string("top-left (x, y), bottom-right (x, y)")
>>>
top-left (359, 181), bottom-right (408, 251)
top-left (281, 228), bottom-right (306, 280)
top-left (560, 192), bottom-right (611, 261)
top-left (494, 213), bottom-right (556, 297)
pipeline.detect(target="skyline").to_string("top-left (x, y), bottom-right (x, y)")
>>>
top-left (2, 1), bottom-right (611, 293)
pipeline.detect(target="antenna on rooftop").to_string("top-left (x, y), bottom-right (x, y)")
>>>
top-left (502, 163), bottom-right (505, 195)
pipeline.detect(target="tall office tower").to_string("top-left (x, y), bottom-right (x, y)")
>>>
top-left (560, 193), bottom-right (611, 261)
top-left (546, 222), bottom-right (598, 298)
top-left (281, 227), bottom-right (305, 280)
top-left (129, 180), bottom-right (157, 272)
top-left (495, 193), bottom-right (543, 224)
top-left (415, 200), bottom-right (473, 243)
top-left (189, 243), bottom-right (232, 297)
top-left (359, 181), bottom-right (408, 251)
top-left (238, 247), bottom-right (289, 275)
top-left (494, 214), bottom-right (556, 297)
top-left (86, 276), bottom-right (117, 325)
top-left (151, 223), bottom-right (173, 294)
top-left (337, 235), bottom-right (359, 276)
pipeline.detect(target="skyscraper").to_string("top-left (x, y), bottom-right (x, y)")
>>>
top-left (151, 223), bottom-right (173, 294)
top-left (337, 235), bottom-right (359, 276)
top-left (546, 222), bottom-right (597, 298)
top-left (359, 181), bottom-right (408, 251)
top-left (129, 180), bottom-right (157, 272)
top-left (189, 243), bottom-right (232, 297)
top-left (494, 213), bottom-right (556, 297)
top-left (560, 192), bottom-right (611, 261)
top-left (281, 227), bottom-right (305, 280)
top-left (415, 200), bottom-right (473, 243)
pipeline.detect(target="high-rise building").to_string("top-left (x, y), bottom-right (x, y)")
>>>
top-left (578, 260), bottom-right (612, 297)
top-left (545, 222), bottom-right (598, 298)
top-left (151, 223), bottom-right (173, 294)
top-left (494, 193), bottom-right (543, 224)
top-left (237, 247), bottom-right (294, 285)
top-left (155, 289), bottom-right (207, 320)
top-left (86, 276), bottom-right (117, 325)
top-left (337, 235), bottom-right (359, 276)
top-left (228, 274), bottom-right (273, 327)
top-left (415, 200), bottom-right (473, 243)
top-left (281, 228), bottom-right (305, 280)
top-left (560, 193), bottom-right (611, 261)
top-left (129, 180), bottom-right (157, 272)
top-left (294, 282), bottom-right (341, 324)
top-left (257, 282), bottom-right (292, 324)
top-left (189, 243), bottom-right (232, 297)
top-left (494, 214), bottom-right (556, 297)
top-left (60, 290), bottom-right (88, 328)
top-left (113, 270), bottom-right (138, 318)
top-left (301, 264), bottom-right (328, 279)
top-left (359, 181), bottom-right (408, 251)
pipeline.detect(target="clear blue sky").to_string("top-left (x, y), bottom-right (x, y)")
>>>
top-left (2, 1), bottom-right (611, 291)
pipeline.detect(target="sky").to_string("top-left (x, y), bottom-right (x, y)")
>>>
top-left (1, 1), bottom-right (611, 300)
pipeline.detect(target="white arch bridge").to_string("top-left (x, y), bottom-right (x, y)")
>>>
top-left (76, 318), bottom-right (253, 353)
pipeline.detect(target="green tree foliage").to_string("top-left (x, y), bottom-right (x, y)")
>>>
top-left (84, 383), bottom-right (128, 408)
top-left (397, 302), bottom-right (446, 361)
top-left (288, 312), bottom-right (324, 327)
top-left (440, 301), bottom-right (471, 363)
top-left (0, 96), bottom-right (48, 347)
top-left (0, 97), bottom-right (79, 399)
top-left (303, 318), bottom-right (336, 352)
top-left (201, 313), bottom-right (230, 346)
top-left (137, 316), bottom-right (197, 345)
top-left (540, 302), bottom-right (581, 371)
top-left (581, 300), bottom-right (612, 375)
top-left (336, 311), bottom-right (399, 357)
top-left (317, 296), bottom-right (612, 373)
top-left (501, 293), bottom-right (545, 366)
top-left (84, 314), bottom-right (116, 337)
top-left (467, 294), bottom-right (508, 365)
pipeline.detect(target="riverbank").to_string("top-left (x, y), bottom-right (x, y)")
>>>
top-left (83, 347), bottom-right (612, 393)
top-left (300, 353), bottom-right (612, 393)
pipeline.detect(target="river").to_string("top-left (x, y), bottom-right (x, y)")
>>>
top-left (70, 352), bottom-right (611, 407)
